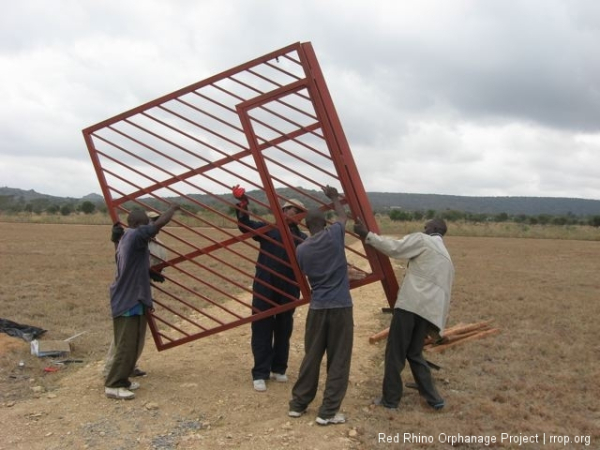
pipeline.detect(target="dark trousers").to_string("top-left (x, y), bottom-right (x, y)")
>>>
top-left (289, 307), bottom-right (353, 419)
top-left (105, 314), bottom-right (146, 388)
top-left (381, 309), bottom-right (443, 408)
top-left (251, 309), bottom-right (294, 380)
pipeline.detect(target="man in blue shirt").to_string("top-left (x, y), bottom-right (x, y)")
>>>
top-left (104, 204), bottom-right (179, 400)
top-left (288, 186), bottom-right (353, 425)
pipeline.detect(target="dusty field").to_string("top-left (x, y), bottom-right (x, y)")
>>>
top-left (0, 222), bottom-right (599, 449)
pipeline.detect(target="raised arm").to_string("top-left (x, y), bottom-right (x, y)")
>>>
top-left (323, 185), bottom-right (347, 225)
top-left (152, 204), bottom-right (180, 230)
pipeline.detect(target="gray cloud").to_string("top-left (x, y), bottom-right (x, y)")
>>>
top-left (1, 0), bottom-right (599, 200)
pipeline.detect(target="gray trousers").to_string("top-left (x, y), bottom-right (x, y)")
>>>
top-left (289, 307), bottom-right (353, 419)
top-left (381, 309), bottom-right (443, 408)
top-left (104, 314), bottom-right (147, 389)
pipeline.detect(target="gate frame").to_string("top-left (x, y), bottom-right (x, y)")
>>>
top-left (83, 42), bottom-right (399, 351)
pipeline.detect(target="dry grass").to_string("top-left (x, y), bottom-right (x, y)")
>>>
top-left (0, 221), bottom-right (599, 449)
top-left (0, 212), bottom-right (113, 225)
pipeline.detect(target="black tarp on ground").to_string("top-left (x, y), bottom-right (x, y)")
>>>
top-left (0, 318), bottom-right (47, 342)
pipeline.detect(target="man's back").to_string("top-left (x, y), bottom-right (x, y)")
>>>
top-left (296, 222), bottom-right (351, 309)
top-left (398, 233), bottom-right (453, 330)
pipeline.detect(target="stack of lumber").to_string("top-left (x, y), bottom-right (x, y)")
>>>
top-left (368, 319), bottom-right (500, 352)
top-left (424, 320), bottom-right (500, 353)
top-left (368, 327), bottom-right (392, 344)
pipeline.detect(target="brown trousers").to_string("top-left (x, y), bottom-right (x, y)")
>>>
top-left (104, 314), bottom-right (147, 388)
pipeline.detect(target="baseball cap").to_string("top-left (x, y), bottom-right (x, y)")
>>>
top-left (147, 211), bottom-right (161, 220)
top-left (282, 199), bottom-right (306, 211)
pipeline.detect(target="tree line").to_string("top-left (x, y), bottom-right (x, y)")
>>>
top-left (0, 195), bottom-right (105, 216)
top-left (2, 194), bottom-right (600, 227)
top-left (387, 208), bottom-right (600, 227)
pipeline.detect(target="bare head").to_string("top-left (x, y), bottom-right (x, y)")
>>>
top-left (127, 209), bottom-right (149, 228)
top-left (305, 208), bottom-right (326, 234)
top-left (424, 218), bottom-right (448, 236)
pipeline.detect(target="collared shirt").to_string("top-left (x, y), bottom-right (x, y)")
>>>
top-left (149, 237), bottom-right (167, 269)
top-left (365, 231), bottom-right (454, 331)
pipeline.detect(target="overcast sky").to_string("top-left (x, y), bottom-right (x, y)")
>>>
top-left (1, 0), bottom-right (599, 200)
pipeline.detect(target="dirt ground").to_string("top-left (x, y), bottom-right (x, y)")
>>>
top-left (0, 223), bottom-right (599, 449)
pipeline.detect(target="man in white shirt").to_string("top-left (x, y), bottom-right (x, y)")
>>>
top-left (354, 218), bottom-right (454, 410)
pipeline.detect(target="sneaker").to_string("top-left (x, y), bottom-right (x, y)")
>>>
top-left (428, 400), bottom-right (445, 410)
top-left (105, 387), bottom-right (135, 400)
top-left (315, 413), bottom-right (346, 425)
top-left (270, 372), bottom-right (288, 383)
top-left (128, 381), bottom-right (140, 391)
top-left (131, 368), bottom-right (147, 377)
top-left (253, 379), bottom-right (267, 392)
top-left (372, 397), bottom-right (399, 411)
top-left (288, 409), bottom-right (306, 418)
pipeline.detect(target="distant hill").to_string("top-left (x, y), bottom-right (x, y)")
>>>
top-left (0, 187), bottom-right (75, 203)
top-left (1, 187), bottom-right (599, 217)
top-left (367, 192), bottom-right (600, 216)
top-left (81, 193), bottom-right (104, 202)
top-left (0, 187), bottom-right (103, 204)
top-left (187, 189), bottom-right (600, 217)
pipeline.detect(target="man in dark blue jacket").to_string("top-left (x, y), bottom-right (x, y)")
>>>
top-left (234, 186), bottom-right (307, 392)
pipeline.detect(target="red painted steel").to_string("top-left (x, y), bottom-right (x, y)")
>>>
top-left (83, 42), bottom-right (399, 351)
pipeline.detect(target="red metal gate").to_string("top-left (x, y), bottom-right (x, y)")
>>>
top-left (83, 42), bottom-right (398, 350)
